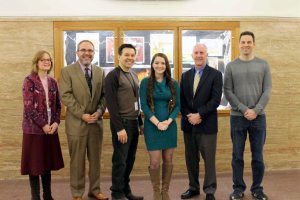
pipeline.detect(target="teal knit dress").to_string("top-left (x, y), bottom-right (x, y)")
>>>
top-left (140, 77), bottom-right (180, 151)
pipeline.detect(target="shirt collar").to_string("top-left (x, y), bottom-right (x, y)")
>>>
top-left (194, 64), bottom-right (206, 74)
top-left (79, 61), bottom-right (92, 71)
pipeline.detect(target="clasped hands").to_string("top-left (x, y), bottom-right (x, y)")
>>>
top-left (42, 122), bottom-right (58, 134)
top-left (244, 109), bottom-right (257, 121)
top-left (187, 113), bottom-right (202, 125)
top-left (81, 112), bottom-right (101, 124)
top-left (157, 120), bottom-right (170, 131)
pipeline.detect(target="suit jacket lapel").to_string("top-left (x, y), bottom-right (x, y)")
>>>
top-left (74, 62), bottom-right (91, 96)
top-left (91, 65), bottom-right (100, 100)
top-left (188, 69), bottom-right (195, 99)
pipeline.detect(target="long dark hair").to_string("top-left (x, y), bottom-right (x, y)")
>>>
top-left (146, 53), bottom-right (176, 113)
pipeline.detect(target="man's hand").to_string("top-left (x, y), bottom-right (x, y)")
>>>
top-left (187, 113), bottom-right (202, 125)
top-left (82, 113), bottom-right (99, 124)
top-left (244, 109), bottom-right (257, 121)
top-left (82, 114), bottom-right (92, 123)
top-left (90, 112), bottom-right (101, 123)
top-left (117, 129), bottom-right (128, 144)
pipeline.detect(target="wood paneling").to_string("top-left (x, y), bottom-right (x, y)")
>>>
top-left (0, 19), bottom-right (299, 180)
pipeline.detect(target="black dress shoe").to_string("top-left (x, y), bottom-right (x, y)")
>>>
top-left (181, 189), bottom-right (200, 199)
top-left (125, 192), bottom-right (144, 200)
top-left (111, 197), bottom-right (126, 200)
top-left (205, 193), bottom-right (215, 200)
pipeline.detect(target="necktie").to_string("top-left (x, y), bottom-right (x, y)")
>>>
top-left (193, 71), bottom-right (201, 95)
top-left (85, 67), bottom-right (92, 95)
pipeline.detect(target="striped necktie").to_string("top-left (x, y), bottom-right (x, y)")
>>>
top-left (85, 67), bottom-right (92, 95)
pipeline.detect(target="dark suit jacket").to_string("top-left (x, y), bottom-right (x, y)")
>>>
top-left (180, 65), bottom-right (223, 134)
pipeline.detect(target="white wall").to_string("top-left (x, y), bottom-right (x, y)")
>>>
top-left (1, 0), bottom-right (300, 17)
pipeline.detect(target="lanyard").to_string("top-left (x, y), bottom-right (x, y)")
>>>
top-left (122, 70), bottom-right (137, 98)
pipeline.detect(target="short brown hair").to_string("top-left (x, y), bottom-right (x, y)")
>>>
top-left (118, 43), bottom-right (136, 56)
top-left (239, 31), bottom-right (255, 43)
top-left (77, 40), bottom-right (94, 52)
top-left (31, 50), bottom-right (53, 74)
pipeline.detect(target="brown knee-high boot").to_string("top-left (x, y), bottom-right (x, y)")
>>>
top-left (148, 166), bottom-right (161, 200)
top-left (161, 164), bottom-right (173, 200)
top-left (29, 175), bottom-right (41, 200)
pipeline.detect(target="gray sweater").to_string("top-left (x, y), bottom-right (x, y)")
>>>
top-left (224, 57), bottom-right (272, 116)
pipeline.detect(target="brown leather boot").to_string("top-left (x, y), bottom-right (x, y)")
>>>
top-left (161, 164), bottom-right (173, 200)
top-left (148, 166), bottom-right (161, 200)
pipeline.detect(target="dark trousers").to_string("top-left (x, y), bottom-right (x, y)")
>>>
top-left (183, 132), bottom-right (217, 194)
top-left (110, 119), bottom-right (139, 198)
top-left (230, 115), bottom-right (266, 193)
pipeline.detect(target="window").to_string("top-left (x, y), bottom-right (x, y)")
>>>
top-left (122, 30), bottom-right (175, 79)
top-left (181, 30), bottom-right (232, 108)
top-left (64, 30), bottom-right (115, 70)
top-left (54, 21), bottom-right (240, 117)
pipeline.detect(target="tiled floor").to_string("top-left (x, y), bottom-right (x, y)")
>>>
top-left (1, 170), bottom-right (299, 200)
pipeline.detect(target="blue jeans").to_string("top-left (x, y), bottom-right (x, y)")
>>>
top-left (230, 115), bottom-right (266, 193)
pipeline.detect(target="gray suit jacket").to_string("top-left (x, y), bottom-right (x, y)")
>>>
top-left (59, 61), bottom-right (106, 136)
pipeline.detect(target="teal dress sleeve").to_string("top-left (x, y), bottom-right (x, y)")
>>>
top-left (140, 77), bottom-right (154, 119)
top-left (168, 80), bottom-right (180, 119)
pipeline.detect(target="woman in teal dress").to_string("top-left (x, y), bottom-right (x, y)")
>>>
top-left (140, 53), bottom-right (180, 200)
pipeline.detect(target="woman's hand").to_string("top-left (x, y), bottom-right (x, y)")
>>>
top-left (157, 121), bottom-right (168, 131)
top-left (42, 124), bottom-right (51, 134)
top-left (48, 122), bottom-right (58, 134)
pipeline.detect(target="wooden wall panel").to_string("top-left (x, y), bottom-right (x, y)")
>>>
top-left (0, 19), bottom-right (300, 180)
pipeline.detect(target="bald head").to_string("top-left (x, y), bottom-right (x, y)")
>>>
top-left (192, 43), bottom-right (208, 68)
top-left (193, 43), bottom-right (207, 52)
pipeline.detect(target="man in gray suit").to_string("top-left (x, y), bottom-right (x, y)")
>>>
top-left (59, 40), bottom-right (108, 200)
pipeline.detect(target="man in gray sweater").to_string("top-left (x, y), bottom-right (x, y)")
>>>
top-left (224, 31), bottom-right (272, 200)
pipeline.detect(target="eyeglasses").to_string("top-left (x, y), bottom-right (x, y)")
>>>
top-left (78, 49), bottom-right (94, 53)
top-left (39, 59), bottom-right (51, 63)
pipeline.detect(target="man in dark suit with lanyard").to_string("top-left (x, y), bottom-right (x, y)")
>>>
top-left (180, 43), bottom-right (223, 200)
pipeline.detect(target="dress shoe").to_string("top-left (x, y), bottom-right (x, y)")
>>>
top-left (206, 193), bottom-right (215, 200)
top-left (125, 192), bottom-right (144, 200)
top-left (111, 197), bottom-right (126, 200)
top-left (72, 197), bottom-right (83, 200)
top-left (44, 196), bottom-right (54, 200)
top-left (181, 189), bottom-right (200, 199)
top-left (88, 192), bottom-right (109, 200)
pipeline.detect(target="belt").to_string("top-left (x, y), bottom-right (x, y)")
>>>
top-left (122, 118), bottom-right (138, 123)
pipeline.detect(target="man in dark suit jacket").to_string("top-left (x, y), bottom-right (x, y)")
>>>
top-left (59, 40), bottom-right (108, 200)
top-left (180, 43), bottom-right (223, 200)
